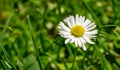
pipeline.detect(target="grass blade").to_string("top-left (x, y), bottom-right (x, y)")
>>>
top-left (27, 15), bottom-right (43, 70)
top-left (95, 46), bottom-right (112, 70)
top-left (62, 58), bottom-right (69, 70)
top-left (71, 48), bottom-right (78, 70)
top-left (0, 12), bottom-right (17, 70)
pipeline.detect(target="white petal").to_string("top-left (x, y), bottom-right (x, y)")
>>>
top-left (75, 41), bottom-right (78, 47)
top-left (64, 18), bottom-right (72, 28)
top-left (77, 38), bottom-right (82, 47)
top-left (58, 22), bottom-right (70, 32)
top-left (74, 38), bottom-right (78, 47)
top-left (83, 19), bottom-right (91, 27)
top-left (82, 44), bottom-right (86, 51)
top-left (83, 36), bottom-right (95, 44)
top-left (59, 33), bottom-right (71, 38)
top-left (86, 23), bottom-right (95, 29)
top-left (84, 34), bottom-right (97, 38)
top-left (80, 37), bottom-right (86, 44)
top-left (59, 30), bottom-right (71, 35)
top-left (69, 16), bottom-right (75, 26)
top-left (81, 16), bottom-right (85, 24)
top-left (63, 35), bottom-right (73, 38)
top-left (86, 24), bottom-right (96, 31)
top-left (70, 36), bottom-right (75, 43)
top-left (78, 16), bottom-right (82, 25)
top-left (65, 38), bottom-right (71, 44)
top-left (85, 30), bottom-right (98, 35)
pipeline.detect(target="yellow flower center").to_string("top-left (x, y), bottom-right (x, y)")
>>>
top-left (70, 25), bottom-right (85, 37)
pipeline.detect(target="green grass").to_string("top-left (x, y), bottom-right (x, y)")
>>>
top-left (0, 0), bottom-right (120, 70)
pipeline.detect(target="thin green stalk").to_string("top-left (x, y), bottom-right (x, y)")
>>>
top-left (1, 12), bottom-right (13, 41)
top-left (94, 31), bottom-right (112, 70)
top-left (0, 43), bottom-right (15, 69)
top-left (71, 48), bottom-right (78, 70)
top-left (45, 53), bottom-right (60, 70)
top-left (62, 58), bottom-right (69, 70)
top-left (0, 12), bottom-right (17, 70)
top-left (66, 44), bottom-right (74, 60)
top-left (0, 43), bottom-right (9, 61)
top-left (95, 45), bottom-right (112, 70)
top-left (97, 37), bottom-right (120, 67)
top-left (79, 45), bottom-right (91, 69)
top-left (39, 33), bottom-right (45, 53)
top-left (83, 0), bottom-right (101, 27)
top-left (98, 24), bottom-right (117, 29)
top-left (111, 0), bottom-right (117, 21)
top-left (27, 15), bottom-right (43, 70)
top-left (0, 60), bottom-right (8, 70)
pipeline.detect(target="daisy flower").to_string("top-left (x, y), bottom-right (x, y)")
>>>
top-left (58, 14), bottom-right (98, 51)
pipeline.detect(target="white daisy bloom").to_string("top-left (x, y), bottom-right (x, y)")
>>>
top-left (58, 14), bottom-right (98, 51)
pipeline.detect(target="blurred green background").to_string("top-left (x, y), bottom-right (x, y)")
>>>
top-left (0, 0), bottom-right (120, 70)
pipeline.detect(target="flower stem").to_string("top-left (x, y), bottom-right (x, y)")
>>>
top-left (72, 47), bottom-right (78, 70)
